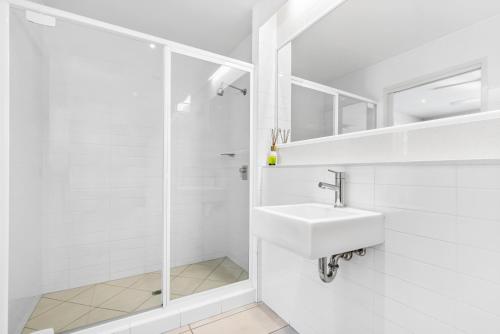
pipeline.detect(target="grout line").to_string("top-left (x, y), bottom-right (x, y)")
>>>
top-left (178, 257), bottom-right (229, 294)
top-left (374, 204), bottom-right (455, 216)
top-left (72, 287), bottom-right (126, 309)
top-left (380, 236), bottom-right (500, 283)
top-left (268, 325), bottom-right (288, 333)
top-left (188, 303), bottom-right (261, 330)
top-left (172, 264), bottom-right (190, 277)
top-left (26, 297), bottom-right (64, 320)
top-left (370, 257), bottom-right (500, 319)
top-left (384, 227), bottom-right (456, 244)
top-left (60, 308), bottom-right (92, 332)
top-left (371, 289), bottom-right (456, 330)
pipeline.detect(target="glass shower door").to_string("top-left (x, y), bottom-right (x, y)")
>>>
top-left (9, 8), bottom-right (165, 333)
top-left (169, 53), bottom-right (250, 300)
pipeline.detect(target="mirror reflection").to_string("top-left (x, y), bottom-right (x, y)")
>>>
top-left (278, 0), bottom-right (500, 142)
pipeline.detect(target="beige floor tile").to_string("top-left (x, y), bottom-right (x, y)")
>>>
top-left (69, 284), bottom-right (125, 307)
top-left (130, 275), bottom-right (162, 292)
top-left (178, 264), bottom-right (216, 279)
top-left (24, 263), bottom-right (252, 333)
top-left (145, 271), bottom-right (161, 278)
top-left (163, 325), bottom-right (191, 334)
top-left (26, 302), bottom-right (91, 332)
top-left (60, 313), bottom-right (89, 332)
top-left (87, 307), bottom-right (127, 323)
top-left (22, 328), bottom-right (35, 334)
top-left (171, 277), bottom-right (204, 296)
top-left (190, 303), bottom-right (259, 329)
top-left (62, 307), bottom-right (127, 332)
top-left (220, 258), bottom-right (241, 269)
top-left (194, 279), bottom-right (229, 293)
top-left (271, 326), bottom-right (299, 334)
top-left (197, 258), bottom-right (225, 269)
top-left (191, 304), bottom-right (286, 334)
top-left (106, 274), bottom-right (144, 288)
top-left (135, 294), bottom-right (163, 312)
top-left (207, 265), bottom-right (242, 283)
top-left (100, 288), bottom-right (152, 313)
top-left (43, 285), bottom-right (93, 302)
top-left (171, 265), bottom-right (189, 276)
top-left (238, 271), bottom-right (249, 281)
top-left (30, 298), bottom-right (62, 318)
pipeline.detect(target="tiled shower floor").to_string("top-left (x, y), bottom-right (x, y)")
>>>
top-left (23, 257), bottom-right (248, 333)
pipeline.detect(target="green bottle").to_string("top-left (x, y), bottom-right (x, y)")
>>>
top-left (267, 145), bottom-right (277, 165)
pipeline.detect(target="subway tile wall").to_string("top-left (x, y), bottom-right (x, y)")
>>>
top-left (170, 57), bottom-right (251, 270)
top-left (40, 38), bottom-right (165, 293)
top-left (260, 164), bottom-right (500, 334)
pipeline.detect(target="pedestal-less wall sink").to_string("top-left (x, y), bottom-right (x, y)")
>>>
top-left (253, 203), bottom-right (384, 259)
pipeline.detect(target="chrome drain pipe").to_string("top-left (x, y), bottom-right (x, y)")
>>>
top-left (318, 248), bottom-right (367, 283)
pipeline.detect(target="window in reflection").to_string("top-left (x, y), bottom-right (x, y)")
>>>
top-left (389, 67), bottom-right (483, 125)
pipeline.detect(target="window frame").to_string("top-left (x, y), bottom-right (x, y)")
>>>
top-left (384, 59), bottom-right (488, 126)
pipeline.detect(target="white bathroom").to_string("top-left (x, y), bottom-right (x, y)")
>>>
top-left (1, 0), bottom-right (500, 333)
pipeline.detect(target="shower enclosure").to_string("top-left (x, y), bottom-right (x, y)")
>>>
top-left (1, 1), bottom-right (254, 333)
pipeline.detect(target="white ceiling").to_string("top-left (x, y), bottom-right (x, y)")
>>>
top-left (291, 0), bottom-right (500, 85)
top-left (36, 0), bottom-right (261, 58)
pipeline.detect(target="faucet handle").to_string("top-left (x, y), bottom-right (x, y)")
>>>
top-left (327, 169), bottom-right (345, 178)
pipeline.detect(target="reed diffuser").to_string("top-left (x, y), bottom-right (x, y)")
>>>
top-left (268, 128), bottom-right (279, 165)
top-left (279, 128), bottom-right (290, 144)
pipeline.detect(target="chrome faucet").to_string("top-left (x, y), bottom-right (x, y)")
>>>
top-left (318, 169), bottom-right (345, 207)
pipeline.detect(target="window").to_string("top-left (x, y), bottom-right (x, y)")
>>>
top-left (386, 64), bottom-right (484, 126)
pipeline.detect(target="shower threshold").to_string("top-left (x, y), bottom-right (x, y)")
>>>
top-left (23, 257), bottom-right (248, 333)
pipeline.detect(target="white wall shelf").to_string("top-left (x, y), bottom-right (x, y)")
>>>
top-left (276, 110), bottom-right (500, 165)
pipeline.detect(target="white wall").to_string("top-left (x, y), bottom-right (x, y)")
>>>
top-left (331, 14), bottom-right (500, 125)
top-left (261, 164), bottom-right (500, 334)
top-left (8, 10), bottom-right (45, 334)
top-left (256, 2), bottom-right (500, 334)
top-left (225, 76), bottom-right (251, 269)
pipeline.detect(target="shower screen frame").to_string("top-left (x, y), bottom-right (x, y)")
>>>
top-left (0, 0), bottom-right (255, 332)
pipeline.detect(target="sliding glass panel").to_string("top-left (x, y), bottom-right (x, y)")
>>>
top-left (291, 84), bottom-right (334, 141)
top-left (170, 53), bottom-right (250, 299)
top-left (9, 8), bottom-right (164, 334)
top-left (338, 95), bottom-right (376, 134)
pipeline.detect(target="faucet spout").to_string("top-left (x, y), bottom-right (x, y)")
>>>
top-left (318, 182), bottom-right (338, 190)
top-left (318, 170), bottom-right (345, 207)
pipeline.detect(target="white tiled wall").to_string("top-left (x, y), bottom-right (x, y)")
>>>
top-left (37, 21), bottom-right (165, 292)
top-left (8, 10), bottom-right (45, 333)
top-left (170, 53), bottom-right (250, 270)
top-left (260, 164), bottom-right (500, 334)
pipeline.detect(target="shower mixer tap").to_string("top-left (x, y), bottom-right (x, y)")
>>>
top-left (239, 165), bottom-right (248, 180)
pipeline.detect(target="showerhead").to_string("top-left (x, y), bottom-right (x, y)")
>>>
top-left (217, 82), bottom-right (247, 96)
top-left (217, 86), bottom-right (225, 96)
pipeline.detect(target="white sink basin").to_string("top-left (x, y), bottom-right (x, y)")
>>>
top-left (253, 203), bottom-right (384, 259)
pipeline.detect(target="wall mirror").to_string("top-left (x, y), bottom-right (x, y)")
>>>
top-left (277, 0), bottom-right (500, 143)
